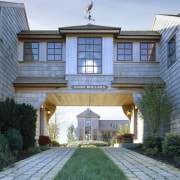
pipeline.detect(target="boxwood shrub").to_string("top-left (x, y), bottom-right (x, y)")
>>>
top-left (143, 134), bottom-right (163, 156)
top-left (162, 134), bottom-right (180, 157)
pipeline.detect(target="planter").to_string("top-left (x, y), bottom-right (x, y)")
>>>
top-left (122, 137), bottom-right (133, 143)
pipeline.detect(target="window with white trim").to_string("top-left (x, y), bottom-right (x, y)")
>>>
top-left (77, 37), bottom-right (102, 74)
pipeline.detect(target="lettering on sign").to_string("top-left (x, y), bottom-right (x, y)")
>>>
top-left (71, 85), bottom-right (108, 89)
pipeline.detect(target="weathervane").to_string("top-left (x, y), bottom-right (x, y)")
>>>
top-left (84, 0), bottom-right (95, 23)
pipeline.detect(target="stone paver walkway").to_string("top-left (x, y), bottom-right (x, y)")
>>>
top-left (0, 147), bottom-right (75, 180)
top-left (102, 147), bottom-right (180, 180)
top-left (1, 147), bottom-right (180, 180)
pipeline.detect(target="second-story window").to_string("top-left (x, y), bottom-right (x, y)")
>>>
top-left (168, 35), bottom-right (176, 67)
top-left (47, 42), bottom-right (62, 61)
top-left (24, 42), bottom-right (39, 61)
top-left (77, 37), bottom-right (102, 74)
top-left (117, 42), bottom-right (132, 61)
top-left (140, 42), bottom-right (155, 61)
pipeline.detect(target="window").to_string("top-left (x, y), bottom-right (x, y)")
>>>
top-left (140, 43), bottom-right (155, 61)
top-left (24, 42), bottom-right (39, 61)
top-left (47, 42), bottom-right (62, 61)
top-left (117, 42), bottom-right (132, 61)
top-left (85, 118), bottom-right (91, 140)
top-left (168, 35), bottom-right (176, 67)
top-left (77, 37), bottom-right (102, 74)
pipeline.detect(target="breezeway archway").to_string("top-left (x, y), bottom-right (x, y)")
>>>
top-left (38, 91), bottom-right (141, 143)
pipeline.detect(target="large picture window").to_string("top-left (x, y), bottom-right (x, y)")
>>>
top-left (47, 42), bottom-right (62, 61)
top-left (140, 42), bottom-right (155, 61)
top-left (168, 35), bottom-right (176, 67)
top-left (77, 37), bottom-right (102, 74)
top-left (24, 42), bottom-right (39, 61)
top-left (117, 42), bottom-right (132, 61)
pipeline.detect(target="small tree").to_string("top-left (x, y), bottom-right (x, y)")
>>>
top-left (48, 122), bottom-right (59, 141)
top-left (117, 124), bottom-right (130, 135)
top-left (138, 83), bottom-right (172, 133)
top-left (67, 125), bottom-right (75, 143)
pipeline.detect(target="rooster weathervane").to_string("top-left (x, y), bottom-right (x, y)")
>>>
top-left (84, 0), bottom-right (95, 22)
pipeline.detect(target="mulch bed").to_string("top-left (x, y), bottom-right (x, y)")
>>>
top-left (131, 147), bottom-right (180, 169)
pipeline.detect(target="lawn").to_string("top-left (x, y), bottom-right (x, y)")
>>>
top-left (54, 147), bottom-right (128, 180)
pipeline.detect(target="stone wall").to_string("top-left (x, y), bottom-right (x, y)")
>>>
top-left (0, 2), bottom-right (29, 100)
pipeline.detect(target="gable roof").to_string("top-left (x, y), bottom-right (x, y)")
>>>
top-left (59, 23), bottom-right (121, 35)
top-left (76, 108), bottom-right (100, 119)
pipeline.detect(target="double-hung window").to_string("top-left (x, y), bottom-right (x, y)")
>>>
top-left (47, 42), bottom-right (62, 61)
top-left (168, 35), bottom-right (176, 67)
top-left (77, 37), bottom-right (102, 74)
top-left (24, 42), bottom-right (39, 61)
top-left (117, 42), bottom-right (132, 61)
top-left (140, 42), bottom-right (155, 61)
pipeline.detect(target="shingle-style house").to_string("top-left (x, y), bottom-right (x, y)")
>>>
top-left (75, 108), bottom-right (129, 141)
top-left (0, 2), bottom-right (179, 143)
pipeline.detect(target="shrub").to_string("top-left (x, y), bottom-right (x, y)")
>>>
top-left (143, 134), bottom-right (163, 156)
top-left (27, 147), bottom-right (41, 154)
top-left (162, 134), bottom-right (180, 157)
top-left (18, 103), bottom-right (37, 149)
top-left (111, 138), bottom-right (116, 146)
top-left (38, 135), bottom-right (51, 146)
top-left (0, 98), bottom-right (19, 132)
top-left (174, 156), bottom-right (180, 165)
top-left (0, 133), bottom-right (14, 170)
top-left (51, 140), bottom-right (60, 147)
top-left (5, 128), bottom-right (23, 151)
top-left (68, 140), bottom-right (108, 147)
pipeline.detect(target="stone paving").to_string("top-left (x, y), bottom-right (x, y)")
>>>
top-left (0, 147), bottom-right (75, 180)
top-left (102, 147), bottom-right (180, 180)
top-left (0, 147), bottom-right (180, 180)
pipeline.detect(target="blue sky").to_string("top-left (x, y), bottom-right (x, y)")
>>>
top-left (3, 0), bottom-right (180, 30)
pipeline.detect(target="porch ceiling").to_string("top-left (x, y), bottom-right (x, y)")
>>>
top-left (45, 93), bottom-right (133, 106)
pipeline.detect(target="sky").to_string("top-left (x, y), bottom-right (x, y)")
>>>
top-left (2, 0), bottom-right (180, 30)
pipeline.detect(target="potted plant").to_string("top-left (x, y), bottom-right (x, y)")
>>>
top-left (122, 133), bottom-right (134, 143)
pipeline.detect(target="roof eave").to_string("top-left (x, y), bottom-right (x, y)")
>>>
top-left (117, 35), bottom-right (161, 41)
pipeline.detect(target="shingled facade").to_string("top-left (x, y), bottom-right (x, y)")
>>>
top-left (0, 2), bottom-right (180, 142)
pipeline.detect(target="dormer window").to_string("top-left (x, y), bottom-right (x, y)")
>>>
top-left (77, 37), bottom-right (102, 74)
top-left (168, 35), bottom-right (176, 67)
top-left (24, 42), bottom-right (39, 61)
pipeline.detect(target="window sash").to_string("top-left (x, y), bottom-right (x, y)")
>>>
top-left (77, 37), bottom-right (102, 74)
top-left (117, 42), bottom-right (132, 61)
top-left (140, 42), bottom-right (155, 61)
top-left (24, 42), bottom-right (39, 61)
top-left (47, 42), bottom-right (62, 61)
top-left (168, 36), bottom-right (176, 67)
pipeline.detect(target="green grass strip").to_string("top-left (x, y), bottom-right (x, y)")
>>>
top-left (54, 147), bottom-right (128, 180)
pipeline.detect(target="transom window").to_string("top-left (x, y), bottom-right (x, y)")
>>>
top-left (140, 42), bottom-right (155, 61)
top-left (168, 35), bottom-right (176, 67)
top-left (24, 42), bottom-right (39, 61)
top-left (77, 37), bottom-right (102, 74)
top-left (47, 42), bottom-right (62, 61)
top-left (117, 42), bottom-right (132, 61)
